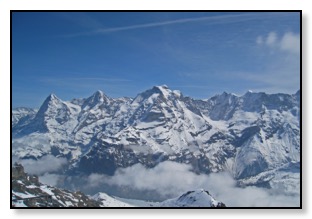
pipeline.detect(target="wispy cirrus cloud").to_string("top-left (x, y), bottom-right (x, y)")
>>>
top-left (61, 12), bottom-right (288, 38)
top-left (39, 76), bottom-right (132, 84)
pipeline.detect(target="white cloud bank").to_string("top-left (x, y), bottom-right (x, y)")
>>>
top-left (86, 161), bottom-right (300, 207)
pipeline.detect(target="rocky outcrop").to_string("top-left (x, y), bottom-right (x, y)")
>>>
top-left (11, 163), bottom-right (101, 207)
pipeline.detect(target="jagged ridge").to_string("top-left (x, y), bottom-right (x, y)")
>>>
top-left (12, 86), bottom-right (300, 184)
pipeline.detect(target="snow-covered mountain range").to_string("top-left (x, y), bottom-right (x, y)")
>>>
top-left (12, 107), bottom-right (37, 127)
top-left (12, 85), bottom-right (301, 189)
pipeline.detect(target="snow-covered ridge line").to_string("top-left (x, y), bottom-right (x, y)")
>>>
top-left (12, 85), bottom-right (300, 187)
top-left (93, 189), bottom-right (226, 207)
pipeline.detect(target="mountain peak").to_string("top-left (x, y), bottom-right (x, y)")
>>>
top-left (41, 93), bottom-right (61, 107)
top-left (82, 90), bottom-right (109, 110)
top-left (94, 90), bottom-right (104, 96)
top-left (161, 189), bottom-right (226, 207)
top-left (47, 93), bottom-right (59, 101)
top-left (295, 89), bottom-right (300, 96)
top-left (154, 84), bottom-right (169, 89)
top-left (89, 90), bottom-right (106, 101)
top-left (151, 85), bottom-right (172, 98)
top-left (152, 85), bottom-right (170, 93)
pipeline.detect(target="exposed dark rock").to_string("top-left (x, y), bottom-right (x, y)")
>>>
top-left (12, 163), bottom-right (101, 208)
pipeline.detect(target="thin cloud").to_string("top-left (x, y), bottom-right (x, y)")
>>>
top-left (280, 32), bottom-right (300, 54)
top-left (257, 31), bottom-right (300, 54)
top-left (266, 32), bottom-right (277, 45)
top-left (250, 31), bottom-right (300, 93)
top-left (256, 36), bottom-right (263, 45)
top-left (62, 12), bottom-right (288, 38)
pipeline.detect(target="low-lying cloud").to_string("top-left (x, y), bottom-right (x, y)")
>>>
top-left (39, 173), bottom-right (64, 187)
top-left (85, 161), bottom-right (300, 207)
top-left (16, 155), bottom-right (299, 207)
top-left (19, 155), bottom-right (68, 175)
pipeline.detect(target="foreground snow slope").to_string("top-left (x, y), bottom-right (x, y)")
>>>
top-left (93, 189), bottom-right (225, 207)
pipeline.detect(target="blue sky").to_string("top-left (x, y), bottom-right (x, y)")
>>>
top-left (12, 11), bottom-right (300, 108)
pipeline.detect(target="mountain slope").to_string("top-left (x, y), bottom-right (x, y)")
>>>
top-left (159, 189), bottom-right (226, 207)
top-left (93, 189), bottom-right (226, 207)
top-left (12, 107), bottom-right (37, 128)
top-left (12, 86), bottom-right (300, 186)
